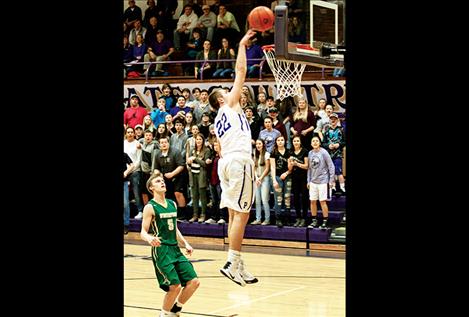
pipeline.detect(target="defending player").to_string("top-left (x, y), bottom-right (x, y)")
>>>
top-left (141, 171), bottom-right (200, 317)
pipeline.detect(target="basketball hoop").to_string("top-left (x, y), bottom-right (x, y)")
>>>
top-left (262, 44), bottom-right (307, 100)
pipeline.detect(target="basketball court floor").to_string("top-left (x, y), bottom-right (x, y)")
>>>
top-left (124, 243), bottom-right (345, 317)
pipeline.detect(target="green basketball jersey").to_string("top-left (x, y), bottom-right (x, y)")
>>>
top-left (148, 198), bottom-right (178, 245)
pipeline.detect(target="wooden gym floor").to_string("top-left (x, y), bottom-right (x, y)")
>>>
top-left (124, 241), bottom-right (345, 317)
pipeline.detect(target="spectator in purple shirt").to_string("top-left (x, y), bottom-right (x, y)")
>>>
top-left (143, 30), bottom-right (174, 74)
top-left (245, 38), bottom-right (264, 78)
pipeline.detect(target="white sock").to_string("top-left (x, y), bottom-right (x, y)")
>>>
top-left (175, 301), bottom-right (183, 308)
top-left (340, 183), bottom-right (345, 191)
top-left (160, 310), bottom-right (171, 317)
top-left (227, 249), bottom-right (241, 265)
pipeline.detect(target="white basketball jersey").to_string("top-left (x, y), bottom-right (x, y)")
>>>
top-left (214, 105), bottom-right (252, 157)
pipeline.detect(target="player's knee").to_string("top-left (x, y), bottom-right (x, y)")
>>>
top-left (188, 278), bottom-right (200, 289)
top-left (169, 284), bottom-right (182, 294)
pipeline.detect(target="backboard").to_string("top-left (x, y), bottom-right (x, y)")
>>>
top-left (274, 0), bottom-right (345, 69)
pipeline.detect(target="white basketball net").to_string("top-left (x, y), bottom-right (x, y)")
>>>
top-left (263, 46), bottom-right (307, 100)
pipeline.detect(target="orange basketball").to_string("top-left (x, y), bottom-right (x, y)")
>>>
top-left (248, 6), bottom-right (275, 32)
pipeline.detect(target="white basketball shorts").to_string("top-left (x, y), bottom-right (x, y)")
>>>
top-left (218, 154), bottom-right (255, 213)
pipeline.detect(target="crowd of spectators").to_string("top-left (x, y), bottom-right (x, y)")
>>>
top-left (123, 0), bottom-right (311, 78)
top-left (123, 83), bottom-right (346, 233)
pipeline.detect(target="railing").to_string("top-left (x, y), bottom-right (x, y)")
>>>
top-left (124, 57), bottom-right (266, 84)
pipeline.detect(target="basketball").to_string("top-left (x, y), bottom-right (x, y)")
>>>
top-left (248, 6), bottom-right (275, 32)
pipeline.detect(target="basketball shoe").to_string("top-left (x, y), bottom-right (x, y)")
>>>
top-left (238, 259), bottom-right (258, 284)
top-left (220, 261), bottom-right (246, 286)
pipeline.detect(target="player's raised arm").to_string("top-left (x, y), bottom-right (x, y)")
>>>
top-left (228, 29), bottom-right (257, 107)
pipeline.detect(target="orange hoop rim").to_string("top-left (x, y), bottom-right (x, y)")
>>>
top-left (262, 44), bottom-right (275, 52)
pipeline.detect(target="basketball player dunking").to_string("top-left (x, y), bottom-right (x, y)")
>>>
top-left (208, 29), bottom-right (259, 287)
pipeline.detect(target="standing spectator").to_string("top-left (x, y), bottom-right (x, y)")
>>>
top-left (124, 127), bottom-right (144, 220)
top-left (193, 89), bottom-right (210, 123)
top-left (290, 97), bottom-right (316, 150)
top-left (170, 96), bottom-right (192, 120)
top-left (160, 83), bottom-right (177, 111)
top-left (198, 112), bottom-right (212, 139)
top-left (256, 91), bottom-right (267, 116)
top-left (258, 117), bottom-right (281, 153)
top-left (124, 95), bottom-right (149, 129)
top-left (123, 152), bottom-right (134, 234)
top-left (288, 136), bottom-right (309, 227)
top-left (170, 119), bottom-right (189, 157)
top-left (134, 124), bottom-right (145, 141)
top-left (155, 123), bottom-right (169, 142)
top-left (212, 38), bottom-right (236, 78)
top-left (244, 106), bottom-right (260, 143)
top-left (187, 133), bottom-right (212, 223)
top-left (251, 139), bottom-right (271, 225)
top-left (142, 115), bottom-right (157, 136)
top-left (307, 136), bottom-right (335, 229)
top-left (152, 136), bottom-right (187, 219)
top-left (270, 135), bottom-right (292, 227)
top-left (150, 97), bottom-right (169, 126)
top-left (267, 107), bottom-right (287, 139)
top-left (138, 129), bottom-right (158, 205)
top-left (124, 0), bottom-right (142, 29)
top-left (207, 141), bottom-right (226, 224)
top-left (165, 114), bottom-right (176, 136)
top-left (322, 113), bottom-right (346, 195)
top-left (184, 112), bottom-right (195, 136)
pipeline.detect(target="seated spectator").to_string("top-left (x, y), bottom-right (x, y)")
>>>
top-left (173, 5), bottom-right (198, 51)
top-left (143, 30), bottom-right (174, 76)
top-left (123, 35), bottom-right (134, 78)
top-left (128, 33), bottom-right (147, 74)
top-left (245, 38), bottom-right (264, 78)
top-left (195, 40), bottom-right (217, 79)
top-left (195, 4), bottom-right (217, 42)
top-left (144, 16), bottom-right (160, 46)
top-left (183, 28), bottom-right (204, 76)
top-left (288, 15), bottom-right (306, 43)
top-left (214, 4), bottom-right (240, 49)
top-left (129, 19), bottom-right (147, 46)
top-left (123, 0), bottom-right (142, 29)
top-left (143, 0), bottom-right (159, 29)
top-left (184, 0), bottom-right (203, 17)
top-left (212, 38), bottom-right (236, 79)
top-left (156, 0), bottom-right (178, 40)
